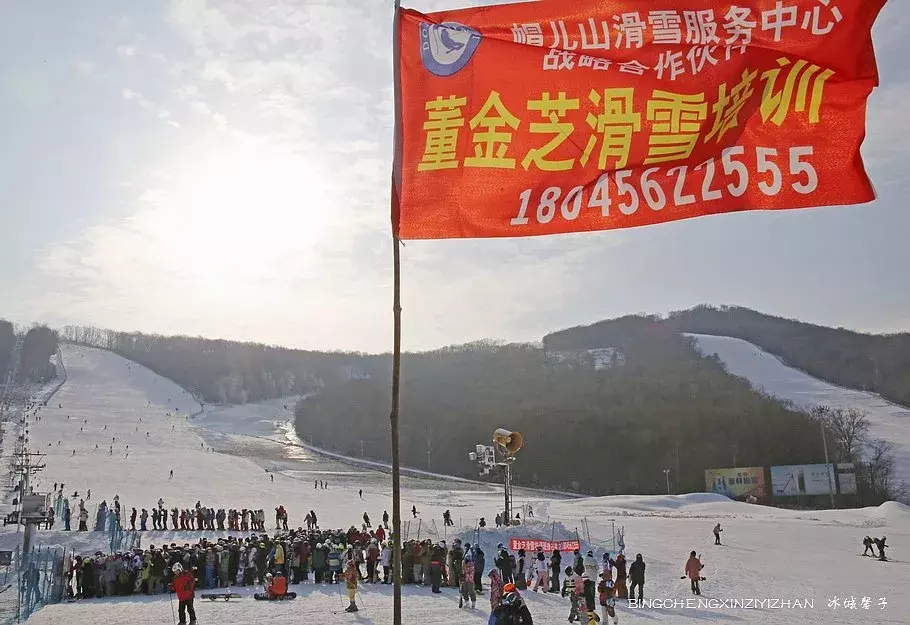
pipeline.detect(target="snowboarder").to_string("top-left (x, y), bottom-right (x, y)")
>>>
top-left (713, 523), bottom-right (723, 545)
top-left (171, 563), bottom-right (197, 625)
top-left (684, 551), bottom-right (704, 595)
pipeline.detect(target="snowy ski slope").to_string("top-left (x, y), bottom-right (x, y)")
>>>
top-left (0, 344), bottom-right (908, 624)
top-left (689, 334), bottom-right (910, 485)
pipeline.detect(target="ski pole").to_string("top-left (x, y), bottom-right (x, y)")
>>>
top-left (168, 591), bottom-right (177, 625)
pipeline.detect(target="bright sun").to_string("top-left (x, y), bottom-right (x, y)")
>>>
top-left (151, 142), bottom-right (332, 291)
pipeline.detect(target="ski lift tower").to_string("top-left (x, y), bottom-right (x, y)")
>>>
top-left (10, 450), bottom-right (47, 559)
top-left (468, 428), bottom-right (523, 525)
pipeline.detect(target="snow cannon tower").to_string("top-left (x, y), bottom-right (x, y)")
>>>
top-left (469, 428), bottom-right (523, 526)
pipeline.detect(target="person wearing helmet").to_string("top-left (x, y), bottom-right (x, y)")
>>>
top-left (170, 563), bottom-right (196, 625)
top-left (492, 590), bottom-right (533, 624)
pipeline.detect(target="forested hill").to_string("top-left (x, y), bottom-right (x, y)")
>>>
top-left (60, 326), bottom-right (367, 404)
top-left (666, 306), bottom-right (910, 408)
top-left (296, 316), bottom-right (827, 496)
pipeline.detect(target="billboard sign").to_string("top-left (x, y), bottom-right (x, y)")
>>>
top-left (509, 539), bottom-right (580, 553)
top-left (836, 463), bottom-right (857, 495)
top-left (704, 467), bottom-right (766, 502)
top-left (19, 494), bottom-right (48, 520)
top-left (771, 464), bottom-right (836, 496)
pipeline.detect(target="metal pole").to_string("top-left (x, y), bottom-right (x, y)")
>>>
top-left (821, 422), bottom-right (835, 508)
top-left (390, 1), bottom-right (404, 623)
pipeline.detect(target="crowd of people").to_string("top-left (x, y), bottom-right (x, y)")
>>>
top-left (45, 491), bottom-right (295, 535)
top-left (59, 499), bottom-right (751, 625)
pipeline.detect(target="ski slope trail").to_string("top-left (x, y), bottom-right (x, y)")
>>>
top-left (690, 334), bottom-right (910, 485)
top-left (1, 344), bottom-right (908, 624)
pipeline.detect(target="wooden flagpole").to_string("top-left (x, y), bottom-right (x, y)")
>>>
top-left (390, 1), bottom-right (404, 624)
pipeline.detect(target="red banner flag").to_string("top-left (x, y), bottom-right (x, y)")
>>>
top-left (393, 0), bottom-right (885, 240)
top-left (510, 538), bottom-right (582, 553)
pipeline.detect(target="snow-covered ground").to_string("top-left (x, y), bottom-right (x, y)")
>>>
top-left (0, 344), bottom-right (908, 624)
top-left (689, 334), bottom-right (910, 486)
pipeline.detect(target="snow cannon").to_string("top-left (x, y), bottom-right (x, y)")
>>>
top-left (493, 429), bottom-right (523, 456)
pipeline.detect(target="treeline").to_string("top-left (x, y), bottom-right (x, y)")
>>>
top-left (60, 326), bottom-right (366, 404)
top-left (0, 320), bottom-right (13, 380)
top-left (295, 316), bottom-right (829, 496)
top-left (19, 326), bottom-right (58, 382)
top-left (0, 321), bottom-right (58, 384)
top-left (668, 305), bottom-right (910, 407)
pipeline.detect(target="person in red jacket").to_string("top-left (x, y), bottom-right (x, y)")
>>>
top-left (170, 563), bottom-right (197, 624)
top-left (684, 551), bottom-right (704, 596)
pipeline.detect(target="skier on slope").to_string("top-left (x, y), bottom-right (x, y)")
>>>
top-left (363, 512), bottom-right (371, 528)
top-left (862, 536), bottom-right (875, 556)
top-left (713, 523), bottom-right (723, 545)
top-left (874, 536), bottom-right (888, 560)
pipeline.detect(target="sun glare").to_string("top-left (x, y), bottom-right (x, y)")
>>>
top-left (154, 144), bottom-right (331, 292)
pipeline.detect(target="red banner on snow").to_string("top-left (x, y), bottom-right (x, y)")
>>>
top-left (510, 538), bottom-right (581, 552)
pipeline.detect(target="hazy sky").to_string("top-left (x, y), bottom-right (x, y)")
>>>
top-left (1, 1), bottom-right (909, 353)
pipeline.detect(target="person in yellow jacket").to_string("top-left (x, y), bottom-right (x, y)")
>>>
top-left (344, 558), bottom-right (359, 613)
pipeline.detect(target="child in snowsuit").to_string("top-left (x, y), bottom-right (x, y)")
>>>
top-left (599, 579), bottom-right (619, 624)
top-left (344, 559), bottom-right (359, 612)
top-left (564, 566), bottom-right (581, 622)
top-left (459, 553), bottom-right (476, 608)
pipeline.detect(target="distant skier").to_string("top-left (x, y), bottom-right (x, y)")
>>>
top-left (863, 536), bottom-right (875, 556)
top-left (383, 510), bottom-right (389, 528)
top-left (359, 489), bottom-right (363, 499)
top-left (713, 523), bottom-right (723, 545)
top-left (363, 512), bottom-right (371, 528)
top-left (271, 474), bottom-right (274, 483)
top-left (412, 505), bottom-right (418, 518)
top-left (874, 536), bottom-right (888, 560)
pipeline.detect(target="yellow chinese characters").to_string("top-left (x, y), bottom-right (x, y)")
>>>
top-left (760, 57), bottom-right (834, 126)
top-left (581, 88), bottom-right (642, 170)
top-left (707, 69), bottom-right (758, 142)
top-left (465, 91), bottom-right (521, 169)
top-left (645, 90), bottom-right (707, 164)
top-left (523, 92), bottom-right (580, 172)
top-left (418, 95), bottom-right (467, 171)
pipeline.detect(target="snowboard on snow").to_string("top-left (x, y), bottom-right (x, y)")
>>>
top-left (201, 593), bottom-right (242, 601)
top-left (254, 592), bottom-right (297, 601)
